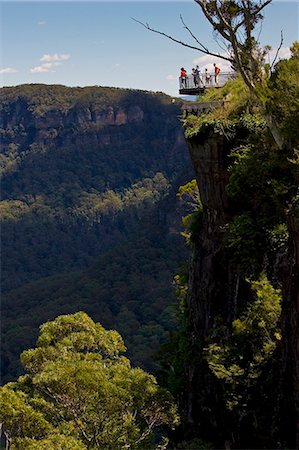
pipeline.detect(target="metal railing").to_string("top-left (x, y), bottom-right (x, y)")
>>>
top-left (179, 72), bottom-right (236, 90)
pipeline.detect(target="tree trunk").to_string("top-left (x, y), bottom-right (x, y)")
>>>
top-left (280, 213), bottom-right (299, 448)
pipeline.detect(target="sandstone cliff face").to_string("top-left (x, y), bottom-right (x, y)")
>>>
top-left (0, 100), bottom-right (144, 150)
top-left (184, 124), bottom-right (299, 448)
top-left (184, 130), bottom-right (237, 444)
top-left (187, 132), bottom-right (232, 339)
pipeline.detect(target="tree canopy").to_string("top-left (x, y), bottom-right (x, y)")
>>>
top-left (0, 312), bottom-right (179, 450)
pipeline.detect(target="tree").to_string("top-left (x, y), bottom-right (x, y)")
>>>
top-left (134, 0), bottom-right (286, 148)
top-left (0, 312), bottom-right (178, 449)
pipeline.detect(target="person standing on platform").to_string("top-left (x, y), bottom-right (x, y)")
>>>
top-left (205, 68), bottom-right (211, 86)
top-left (192, 68), bottom-right (197, 86)
top-left (195, 65), bottom-right (202, 86)
top-left (213, 63), bottom-right (220, 86)
top-left (180, 67), bottom-right (187, 87)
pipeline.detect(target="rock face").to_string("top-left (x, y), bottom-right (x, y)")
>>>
top-left (184, 122), bottom-right (299, 448)
top-left (0, 94), bottom-right (145, 152)
top-left (187, 132), bottom-right (232, 339)
top-left (184, 130), bottom-right (237, 444)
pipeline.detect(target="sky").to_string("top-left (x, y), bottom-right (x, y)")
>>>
top-left (0, 0), bottom-right (298, 96)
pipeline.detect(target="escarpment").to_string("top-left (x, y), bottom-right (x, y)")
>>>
top-left (182, 104), bottom-right (299, 448)
top-left (186, 131), bottom-right (232, 339)
top-left (0, 85), bottom-right (176, 154)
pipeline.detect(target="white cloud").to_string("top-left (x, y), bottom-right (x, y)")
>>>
top-left (0, 67), bottom-right (18, 74)
top-left (30, 62), bottom-right (61, 73)
top-left (166, 74), bottom-right (176, 80)
top-left (193, 54), bottom-right (231, 72)
top-left (38, 21), bottom-right (46, 26)
top-left (40, 53), bottom-right (70, 62)
top-left (268, 46), bottom-right (291, 64)
top-left (30, 65), bottom-right (50, 73)
top-left (30, 54), bottom-right (69, 74)
top-left (193, 46), bottom-right (291, 73)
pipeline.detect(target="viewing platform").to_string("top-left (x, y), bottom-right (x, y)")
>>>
top-left (179, 72), bottom-right (235, 95)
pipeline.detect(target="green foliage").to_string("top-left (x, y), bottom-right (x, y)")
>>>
top-left (177, 180), bottom-right (201, 211)
top-left (1, 84), bottom-right (191, 381)
top-left (0, 387), bottom-right (52, 440)
top-left (2, 227), bottom-right (186, 381)
top-left (184, 115), bottom-right (236, 140)
top-left (184, 110), bottom-right (265, 144)
top-left (0, 84), bottom-right (174, 118)
top-left (184, 74), bottom-right (268, 142)
top-left (177, 180), bottom-right (203, 244)
top-left (180, 41), bottom-right (298, 448)
top-left (198, 76), bottom-right (253, 117)
top-left (268, 41), bottom-right (299, 143)
top-left (205, 275), bottom-right (282, 411)
top-left (224, 104), bottom-right (295, 274)
top-left (0, 313), bottom-right (179, 449)
top-left (155, 269), bottom-right (189, 398)
top-left (13, 435), bottom-right (87, 450)
top-left (224, 213), bottom-right (266, 274)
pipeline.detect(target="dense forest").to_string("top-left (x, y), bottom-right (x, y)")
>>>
top-left (0, 84), bottom-right (193, 381)
top-left (1, 1), bottom-right (299, 449)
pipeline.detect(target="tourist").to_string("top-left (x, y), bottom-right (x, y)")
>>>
top-left (192, 68), bottom-right (197, 86)
top-left (180, 67), bottom-right (187, 87)
top-left (213, 63), bottom-right (220, 86)
top-left (205, 68), bottom-right (211, 86)
top-left (196, 65), bottom-right (202, 85)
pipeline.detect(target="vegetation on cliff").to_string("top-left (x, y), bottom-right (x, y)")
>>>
top-left (162, 41), bottom-right (299, 448)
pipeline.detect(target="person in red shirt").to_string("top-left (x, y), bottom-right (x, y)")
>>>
top-left (180, 67), bottom-right (187, 87)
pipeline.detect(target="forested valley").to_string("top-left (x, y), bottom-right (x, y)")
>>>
top-left (0, 84), bottom-right (193, 382)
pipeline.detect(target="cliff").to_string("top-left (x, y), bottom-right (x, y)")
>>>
top-left (181, 98), bottom-right (299, 448)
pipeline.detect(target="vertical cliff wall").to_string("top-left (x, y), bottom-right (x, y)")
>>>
top-left (182, 115), bottom-right (299, 448)
top-left (184, 128), bottom-right (236, 446)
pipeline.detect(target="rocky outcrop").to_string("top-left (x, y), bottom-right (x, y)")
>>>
top-left (187, 132), bottom-right (232, 339)
top-left (184, 120), bottom-right (299, 448)
top-left (183, 130), bottom-right (236, 445)
top-left (0, 102), bottom-right (145, 150)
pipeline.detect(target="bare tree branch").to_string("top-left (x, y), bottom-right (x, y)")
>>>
top-left (133, 0), bottom-right (284, 149)
top-left (271, 30), bottom-right (284, 70)
top-left (194, 0), bottom-right (232, 42)
top-left (255, 0), bottom-right (273, 15)
top-left (179, 14), bottom-right (209, 53)
top-left (132, 17), bottom-right (234, 63)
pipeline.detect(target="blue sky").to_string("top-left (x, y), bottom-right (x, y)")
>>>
top-left (1, 1), bottom-right (298, 96)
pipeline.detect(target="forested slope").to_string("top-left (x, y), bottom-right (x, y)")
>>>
top-left (0, 84), bottom-right (193, 381)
